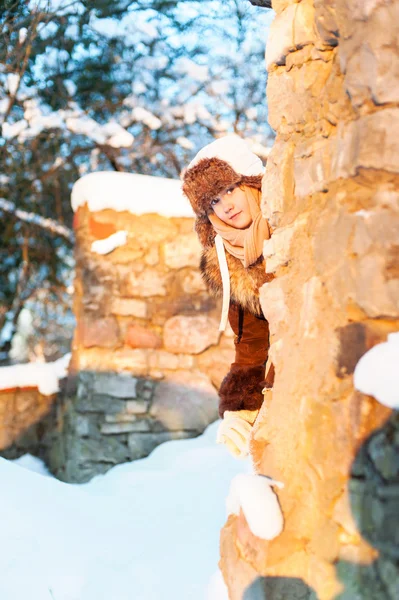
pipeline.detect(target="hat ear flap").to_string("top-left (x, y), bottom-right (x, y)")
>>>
top-left (195, 215), bottom-right (216, 248)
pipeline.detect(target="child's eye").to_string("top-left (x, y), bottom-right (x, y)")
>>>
top-left (210, 198), bottom-right (219, 206)
top-left (226, 186), bottom-right (235, 195)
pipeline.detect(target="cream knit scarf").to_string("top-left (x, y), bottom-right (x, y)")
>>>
top-left (208, 186), bottom-right (270, 268)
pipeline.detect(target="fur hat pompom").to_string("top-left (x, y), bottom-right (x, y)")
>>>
top-left (181, 135), bottom-right (264, 218)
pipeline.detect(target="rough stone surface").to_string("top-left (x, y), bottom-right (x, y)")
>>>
top-left (0, 388), bottom-right (55, 452)
top-left (196, 346), bottom-right (235, 388)
top-left (150, 371), bottom-right (218, 432)
top-left (263, 224), bottom-right (295, 273)
top-left (181, 270), bottom-right (207, 294)
top-left (92, 372), bottom-right (137, 398)
top-left (125, 324), bottom-right (162, 349)
top-left (127, 431), bottom-right (193, 460)
top-left (266, 0), bottom-right (320, 69)
top-left (111, 298), bottom-right (147, 318)
top-left (163, 315), bottom-right (220, 354)
top-left (148, 350), bottom-right (194, 371)
top-left (219, 1), bottom-right (399, 599)
top-left (163, 233), bottom-right (202, 268)
top-left (123, 269), bottom-right (167, 297)
top-left (80, 315), bottom-right (120, 348)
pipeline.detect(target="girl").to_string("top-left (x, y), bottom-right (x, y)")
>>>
top-left (182, 135), bottom-right (274, 458)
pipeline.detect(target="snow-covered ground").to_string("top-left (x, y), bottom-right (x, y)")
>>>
top-left (0, 421), bottom-right (249, 600)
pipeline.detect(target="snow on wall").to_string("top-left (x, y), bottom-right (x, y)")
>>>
top-left (71, 171), bottom-right (194, 218)
top-left (0, 353), bottom-right (71, 396)
top-left (90, 230), bottom-right (128, 255)
top-left (354, 332), bottom-right (399, 409)
top-left (226, 473), bottom-right (284, 540)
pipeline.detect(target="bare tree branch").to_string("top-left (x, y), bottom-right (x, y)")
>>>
top-left (0, 199), bottom-right (74, 243)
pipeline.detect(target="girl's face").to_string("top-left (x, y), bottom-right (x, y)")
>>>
top-left (210, 185), bottom-right (252, 229)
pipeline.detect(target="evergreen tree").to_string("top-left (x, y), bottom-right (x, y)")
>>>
top-left (0, 0), bottom-right (274, 361)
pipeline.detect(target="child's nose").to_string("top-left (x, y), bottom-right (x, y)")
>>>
top-left (222, 198), bottom-right (234, 213)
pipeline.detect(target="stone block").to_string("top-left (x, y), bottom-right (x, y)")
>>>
top-left (80, 315), bottom-right (120, 349)
top-left (333, 110), bottom-right (399, 180)
top-left (104, 413), bottom-right (138, 423)
top-left (123, 269), bottom-right (167, 297)
top-left (74, 415), bottom-right (91, 437)
top-left (272, 0), bottom-right (300, 14)
top-left (263, 225), bottom-right (295, 273)
top-left (125, 400), bottom-right (149, 414)
top-left (111, 298), bottom-right (147, 318)
top-left (181, 271), bottom-right (207, 294)
top-left (84, 348), bottom-right (148, 375)
top-left (148, 295), bottom-right (217, 325)
top-left (267, 69), bottom-right (303, 134)
top-left (314, 0), bottom-right (339, 45)
top-left (259, 279), bottom-right (288, 334)
top-left (300, 277), bottom-right (324, 339)
top-left (76, 394), bottom-right (126, 414)
top-left (101, 422), bottom-right (142, 434)
top-left (93, 372), bottom-right (137, 398)
top-left (352, 209), bottom-right (399, 255)
top-left (148, 350), bottom-right (194, 371)
top-left (313, 209), bottom-right (355, 275)
top-left (163, 233), bottom-right (202, 268)
top-left (124, 213), bottom-right (179, 245)
top-left (15, 391), bottom-right (37, 413)
top-left (88, 216), bottom-right (117, 240)
top-left (163, 315), bottom-right (220, 354)
top-left (196, 346), bottom-right (235, 388)
top-left (70, 436), bottom-right (130, 466)
top-left (262, 140), bottom-right (295, 228)
top-left (150, 371), bottom-right (218, 432)
top-left (338, 3), bottom-right (399, 107)
top-left (335, 323), bottom-right (367, 378)
top-left (127, 431), bottom-right (192, 459)
top-left (354, 253), bottom-right (399, 318)
top-left (294, 137), bottom-right (333, 198)
top-left (125, 324), bottom-right (162, 349)
top-left (266, 0), bottom-right (320, 70)
top-left (145, 246), bottom-right (159, 266)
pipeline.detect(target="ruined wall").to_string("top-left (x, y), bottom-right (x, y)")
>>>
top-left (220, 1), bottom-right (399, 598)
top-left (49, 196), bottom-right (234, 482)
top-left (0, 387), bottom-right (56, 455)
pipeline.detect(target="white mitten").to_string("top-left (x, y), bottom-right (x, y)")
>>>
top-left (216, 410), bottom-right (259, 459)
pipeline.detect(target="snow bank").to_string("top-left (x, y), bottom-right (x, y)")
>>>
top-left (91, 230), bottom-right (128, 255)
top-left (2, 421), bottom-right (248, 600)
top-left (0, 353), bottom-right (71, 396)
top-left (71, 171), bottom-right (194, 218)
top-left (226, 473), bottom-right (284, 540)
top-left (354, 331), bottom-right (399, 409)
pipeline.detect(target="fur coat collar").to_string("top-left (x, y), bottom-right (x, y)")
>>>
top-left (199, 244), bottom-right (273, 317)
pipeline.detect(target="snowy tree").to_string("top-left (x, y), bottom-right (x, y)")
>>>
top-left (0, 0), bottom-right (274, 361)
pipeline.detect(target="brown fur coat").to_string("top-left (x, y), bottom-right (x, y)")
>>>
top-left (200, 245), bottom-right (273, 317)
top-left (200, 244), bottom-right (274, 416)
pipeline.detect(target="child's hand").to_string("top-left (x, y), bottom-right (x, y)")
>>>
top-left (216, 409), bottom-right (259, 459)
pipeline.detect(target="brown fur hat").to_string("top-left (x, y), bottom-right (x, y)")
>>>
top-left (182, 157), bottom-right (263, 217)
top-left (181, 135), bottom-right (264, 247)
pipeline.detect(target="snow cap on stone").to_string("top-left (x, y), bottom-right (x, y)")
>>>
top-left (186, 134), bottom-right (264, 176)
top-left (354, 331), bottom-right (399, 409)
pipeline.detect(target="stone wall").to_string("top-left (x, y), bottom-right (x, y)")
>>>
top-left (48, 201), bottom-right (234, 482)
top-left (0, 387), bottom-right (56, 457)
top-left (220, 1), bottom-right (399, 599)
